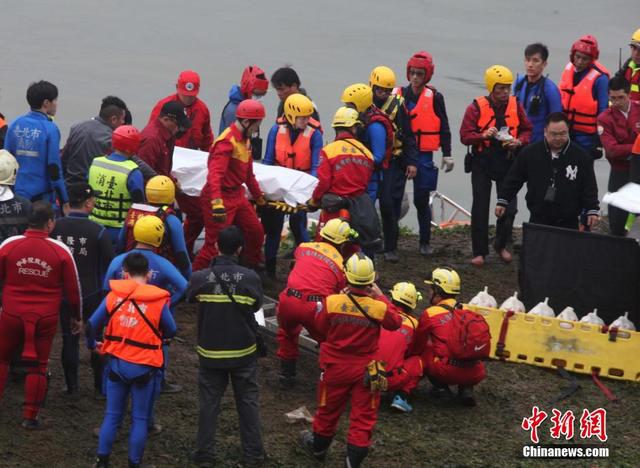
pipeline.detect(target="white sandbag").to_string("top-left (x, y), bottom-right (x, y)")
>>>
top-left (499, 291), bottom-right (526, 312)
top-left (171, 146), bottom-right (318, 205)
top-left (610, 311), bottom-right (636, 331)
top-left (528, 297), bottom-right (555, 317)
top-left (579, 309), bottom-right (605, 325)
top-left (557, 306), bottom-right (578, 321)
top-left (469, 286), bottom-right (497, 308)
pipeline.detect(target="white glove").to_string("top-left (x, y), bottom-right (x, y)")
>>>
top-left (441, 156), bottom-right (454, 173)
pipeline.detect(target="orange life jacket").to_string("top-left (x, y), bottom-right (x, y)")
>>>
top-left (395, 86), bottom-right (441, 152)
top-left (274, 117), bottom-right (321, 171)
top-left (474, 96), bottom-right (520, 152)
top-left (559, 62), bottom-right (610, 134)
top-left (102, 279), bottom-right (169, 368)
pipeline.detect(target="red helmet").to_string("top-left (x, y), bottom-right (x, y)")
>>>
top-left (236, 99), bottom-right (266, 120)
top-left (407, 51), bottom-right (435, 83)
top-left (570, 35), bottom-right (600, 61)
top-left (112, 125), bottom-right (141, 154)
top-left (240, 65), bottom-right (269, 98)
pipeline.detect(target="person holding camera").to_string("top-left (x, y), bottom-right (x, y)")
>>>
top-left (495, 112), bottom-right (599, 230)
top-left (187, 226), bottom-right (266, 468)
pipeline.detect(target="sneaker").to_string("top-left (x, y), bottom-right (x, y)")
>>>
top-left (161, 380), bottom-right (182, 394)
top-left (458, 386), bottom-right (477, 407)
top-left (419, 244), bottom-right (433, 256)
top-left (383, 250), bottom-right (399, 263)
top-left (390, 394), bottom-right (413, 413)
top-left (21, 418), bottom-right (46, 430)
top-left (470, 255), bottom-right (485, 267)
top-left (299, 430), bottom-right (328, 461)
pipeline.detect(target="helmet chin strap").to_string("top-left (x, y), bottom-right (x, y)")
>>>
top-left (240, 120), bottom-right (254, 138)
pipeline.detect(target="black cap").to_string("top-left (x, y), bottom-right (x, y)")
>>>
top-left (68, 183), bottom-right (95, 205)
top-left (160, 101), bottom-right (191, 129)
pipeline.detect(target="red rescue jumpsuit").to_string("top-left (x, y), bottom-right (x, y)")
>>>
top-left (0, 230), bottom-right (81, 420)
top-left (276, 241), bottom-right (345, 360)
top-left (311, 133), bottom-right (374, 239)
top-left (193, 124), bottom-right (264, 271)
top-left (411, 299), bottom-right (486, 386)
top-left (149, 95), bottom-right (214, 256)
top-left (313, 291), bottom-right (401, 448)
top-left (376, 311), bottom-right (423, 394)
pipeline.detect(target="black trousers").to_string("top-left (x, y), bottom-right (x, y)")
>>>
top-left (194, 360), bottom-right (264, 463)
top-left (379, 158), bottom-right (408, 252)
top-left (607, 168), bottom-right (629, 236)
top-left (60, 295), bottom-right (104, 392)
top-left (471, 164), bottom-right (517, 257)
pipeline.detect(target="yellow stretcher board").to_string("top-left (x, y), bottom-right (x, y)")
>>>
top-left (464, 305), bottom-right (640, 382)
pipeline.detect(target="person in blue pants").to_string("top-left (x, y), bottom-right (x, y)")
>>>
top-left (261, 93), bottom-right (322, 277)
top-left (104, 216), bottom-right (187, 399)
top-left (88, 252), bottom-right (176, 468)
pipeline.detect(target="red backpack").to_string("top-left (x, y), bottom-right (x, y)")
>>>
top-left (440, 303), bottom-right (491, 360)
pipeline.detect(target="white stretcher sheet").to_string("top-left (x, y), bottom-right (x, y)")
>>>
top-left (171, 146), bottom-right (318, 206)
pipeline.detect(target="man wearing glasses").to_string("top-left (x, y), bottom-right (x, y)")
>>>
top-left (495, 112), bottom-right (599, 230)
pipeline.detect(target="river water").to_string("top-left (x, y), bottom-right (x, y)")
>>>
top-left (1, 0), bottom-right (638, 229)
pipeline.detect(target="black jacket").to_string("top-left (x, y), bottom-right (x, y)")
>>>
top-left (0, 192), bottom-right (31, 243)
top-left (51, 212), bottom-right (114, 302)
top-left (187, 255), bottom-right (263, 369)
top-left (497, 140), bottom-right (600, 221)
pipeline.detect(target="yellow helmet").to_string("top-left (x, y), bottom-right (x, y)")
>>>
top-left (283, 93), bottom-right (314, 126)
top-left (331, 106), bottom-right (361, 129)
top-left (424, 267), bottom-right (461, 295)
top-left (320, 218), bottom-right (353, 245)
top-left (390, 282), bottom-right (422, 309)
top-left (345, 253), bottom-right (376, 286)
top-left (133, 215), bottom-right (165, 248)
top-left (631, 28), bottom-right (640, 46)
top-left (341, 83), bottom-right (373, 113)
top-left (0, 149), bottom-right (19, 185)
top-left (145, 176), bottom-right (175, 205)
top-left (369, 66), bottom-right (397, 89)
top-left (484, 65), bottom-right (514, 93)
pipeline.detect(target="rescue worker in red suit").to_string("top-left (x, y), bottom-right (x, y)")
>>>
top-left (276, 218), bottom-right (353, 388)
top-left (377, 282), bottom-right (423, 414)
top-left (306, 107), bottom-right (374, 234)
top-left (412, 267), bottom-right (486, 407)
top-left (300, 253), bottom-right (401, 468)
top-left (0, 201), bottom-right (82, 429)
top-left (148, 70), bottom-right (214, 258)
top-left (192, 100), bottom-right (267, 271)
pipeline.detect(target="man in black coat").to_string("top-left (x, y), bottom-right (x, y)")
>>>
top-left (496, 112), bottom-right (600, 230)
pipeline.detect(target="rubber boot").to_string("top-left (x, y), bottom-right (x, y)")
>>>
top-left (299, 430), bottom-right (332, 461)
top-left (345, 444), bottom-right (368, 468)
top-left (458, 385), bottom-right (477, 407)
top-left (93, 455), bottom-right (109, 468)
top-left (279, 359), bottom-right (297, 389)
top-left (265, 258), bottom-right (277, 280)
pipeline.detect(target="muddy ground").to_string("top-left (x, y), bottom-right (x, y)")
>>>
top-left (1, 226), bottom-right (638, 467)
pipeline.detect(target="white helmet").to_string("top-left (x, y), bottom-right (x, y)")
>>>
top-left (0, 150), bottom-right (19, 185)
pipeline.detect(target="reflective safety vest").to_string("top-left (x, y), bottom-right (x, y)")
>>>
top-left (380, 94), bottom-right (404, 156)
top-left (102, 279), bottom-right (169, 368)
top-left (559, 62), bottom-right (609, 134)
top-left (88, 156), bottom-right (138, 228)
top-left (623, 59), bottom-right (640, 101)
top-left (274, 117), bottom-right (321, 171)
top-left (124, 203), bottom-right (175, 261)
top-left (364, 106), bottom-right (395, 167)
top-left (474, 96), bottom-right (520, 152)
top-left (395, 86), bottom-right (441, 152)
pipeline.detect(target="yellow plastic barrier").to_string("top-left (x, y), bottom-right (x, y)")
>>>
top-left (465, 305), bottom-right (640, 382)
